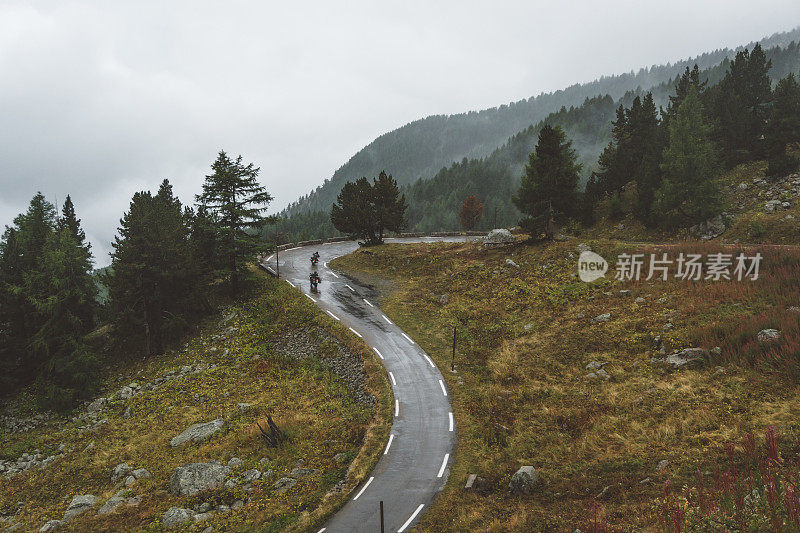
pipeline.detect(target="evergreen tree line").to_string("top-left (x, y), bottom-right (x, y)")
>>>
top-left (279, 34), bottom-right (800, 233)
top-left (0, 151), bottom-right (273, 409)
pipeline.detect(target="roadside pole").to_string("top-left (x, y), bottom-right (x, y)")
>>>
top-left (380, 501), bottom-right (385, 533)
top-left (451, 326), bottom-right (456, 371)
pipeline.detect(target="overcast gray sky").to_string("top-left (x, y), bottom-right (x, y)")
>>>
top-left (2, 1), bottom-right (799, 266)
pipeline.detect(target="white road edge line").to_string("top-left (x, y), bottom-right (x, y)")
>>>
top-left (305, 294), bottom-right (316, 302)
top-left (373, 347), bottom-right (384, 360)
top-left (345, 284), bottom-right (355, 292)
top-left (395, 399), bottom-right (399, 417)
top-left (363, 298), bottom-right (374, 307)
top-left (326, 310), bottom-right (340, 321)
top-left (401, 332), bottom-right (414, 344)
top-left (349, 327), bottom-right (362, 338)
top-left (437, 453), bottom-right (450, 478)
top-left (398, 504), bottom-right (425, 533)
top-left (389, 371), bottom-right (396, 386)
top-left (266, 267), bottom-right (275, 275)
top-left (317, 529), bottom-right (326, 533)
top-left (382, 314), bottom-right (392, 324)
top-left (439, 379), bottom-right (448, 396)
top-left (330, 272), bottom-right (340, 278)
top-left (285, 247), bottom-right (300, 252)
top-left (353, 476), bottom-right (374, 500)
top-left (449, 412), bottom-right (454, 432)
top-left (286, 280), bottom-right (295, 288)
top-left (383, 433), bottom-right (394, 455)
top-left (423, 354), bottom-right (435, 367)
top-left (266, 254), bottom-right (274, 262)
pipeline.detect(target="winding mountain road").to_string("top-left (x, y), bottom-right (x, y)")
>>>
top-left (261, 237), bottom-right (472, 533)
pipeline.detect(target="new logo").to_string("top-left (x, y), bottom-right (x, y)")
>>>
top-left (578, 251), bottom-right (608, 282)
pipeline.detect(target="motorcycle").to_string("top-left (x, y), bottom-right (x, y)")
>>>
top-left (311, 252), bottom-right (320, 266)
top-left (310, 272), bottom-right (321, 292)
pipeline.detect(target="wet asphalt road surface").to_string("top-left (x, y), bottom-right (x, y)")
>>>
top-left (261, 237), bottom-right (473, 533)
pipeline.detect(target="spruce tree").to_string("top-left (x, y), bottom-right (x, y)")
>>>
top-left (654, 86), bottom-right (721, 225)
top-left (372, 171), bottom-right (408, 242)
top-left (197, 151), bottom-right (274, 294)
top-left (630, 93), bottom-right (664, 222)
top-left (331, 177), bottom-right (378, 243)
top-left (512, 125), bottom-right (580, 238)
top-left (765, 73), bottom-right (800, 178)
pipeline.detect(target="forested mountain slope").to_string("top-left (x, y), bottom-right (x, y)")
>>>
top-left (282, 28), bottom-right (800, 221)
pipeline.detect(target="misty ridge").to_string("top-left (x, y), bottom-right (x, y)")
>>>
top-left (276, 26), bottom-right (800, 240)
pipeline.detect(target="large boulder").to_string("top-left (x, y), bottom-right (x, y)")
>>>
top-left (170, 419), bottom-right (224, 447)
top-left (757, 329), bottom-right (781, 343)
top-left (273, 477), bottom-right (298, 494)
top-left (483, 229), bottom-right (515, 245)
top-left (690, 214), bottom-right (729, 240)
top-left (162, 507), bottom-right (195, 529)
top-left (63, 494), bottom-right (99, 521)
top-left (650, 348), bottom-right (708, 371)
top-left (169, 462), bottom-right (230, 496)
top-left (509, 466), bottom-right (541, 495)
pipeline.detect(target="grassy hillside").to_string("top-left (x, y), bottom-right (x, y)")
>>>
top-left (0, 268), bottom-right (391, 532)
top-left (328, 162), bottom-right (800, 530)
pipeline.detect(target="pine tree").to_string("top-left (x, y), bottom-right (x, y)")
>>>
top-left (371, 171), bottom-right (408, 241)
top-left (459, 195), bottom-right (484, 230)
top-left (512, 125), bottom-right (580, 238)
top-left (630, 93), bottom-right (664, 222)
top-left (106, 180), bottom-right (197, 356)
top-left (654, 86), bottom-right (721, 225)
top-left (197, 151), bottom-right (274, 294)
top-left (765, 73), bottom-right (800, 178)
top-left (0, 227), bottom-right (25, 388)
top-left (331, 178), bottom-right (379, 243)
top-left (665, 65), bottom-right (707, 126)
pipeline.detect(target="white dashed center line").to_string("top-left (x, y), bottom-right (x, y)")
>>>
top-left (401, 332), bottom-right (414, 344)
top-left (373, 347), bottom-right (384, 360)
top-left (389, 371), bottom-right (396, 386)
top-left (329, 271), bottom-right (340, 278)
top-left (353, 476), bottom-right (374, 500)
top-left (398, 504), bottom-right (425, 532)
top-left (438, 379), bottom-right (448, 396)
top-left (363, 298), bottom-right (374, 307)
top-left (449, 412), bottom-right (454, 432)
top-left (383, 434), bottom-right (394, 455)
top-left (326, 310), bottom-right (340, 321)
top-left (349, 327), bottom-right (362, 338)
top-left (345, 284), bottom-right (355, 293)
top-left (437, 453), bottom-right (450, 478)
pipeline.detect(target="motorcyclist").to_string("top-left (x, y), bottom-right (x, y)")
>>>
top-left (311, 251), bottom-right (320, 265)
top-left (310, 271), bottom-right (321, 291)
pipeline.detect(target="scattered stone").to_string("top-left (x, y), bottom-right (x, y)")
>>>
top-left (217, 504), bottom-right (230, 513)
top-left (86, 398), bottom-right (107, 415)
top-left (169, 462), bottom-right (230, 496)
top-left (650, 348), bottom-right (709, 371)
top-left (505, 258), bottom-right (520, 269)
top-left (757, 329), bottom-right (781, 343)
top-left (162, 507), bottom-right (195, 529)
top-left (523, 324), bottom-right (533, 331)
top-left (765, 199), bottom-right (783, 213)
top-left (117, 386), bottom-right (134, 400)
top-left (273, 477), bottom-right (298, 494)
top-left (132, 468), bottom-right (150, 479)
top-left (591, 313), bottom-right (611, 323)
top-left (439, 293), bottom-right (450, 305)
top-left (597, 484), bottom-right (619, 500)
top-left (596, 368), bottom-right (611, 381)
top-left (585, 361), bottom-right (607, 371)
top-left (690, 214), bottom-right (729, 240)
top-left (663, 323), bottom-right (674, 331)
top-left (39, 520), bottom-right (63, 532)
top-left (333, 453), bottom-right (348, 464)
top-left (619, 290), bottom-right (630, 297)
top-left (483, 229), bottom-right (515, 245)
top-left (711, 346), bottom-right (722, 357)
top-left (228, 457), bottom-right (243, 468)
top-left (289, 467), bottom-right (319, 479)
top-left (788, 306), bottom-right (800, 313)
top-left (242, 469), bottom-right (261, 483)
top-left (237, 403), bottom-right (251, 413)
top-left (193, 512), bottom-right (213, 524)
top-left (656, 460), bottom-right (669, 471)
top-left (508, 466), bottom-right (541, 495)
top-left (635, 297), bottom-right (645, 304)
top-left (231, 500), bottom-right (245, 511)
top-left (170, 419), bottom-right (224, 447)
top-left (63, 495), bottom-right (99, 521)
top-left (98, 497), bottom-right (125, 515)
top-left (122, 407), bottom-right (132, 419)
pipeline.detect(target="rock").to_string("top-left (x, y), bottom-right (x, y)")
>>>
top-left (289, 467), bottom-right (318, 479)
top-left (169, 462), bottom-right (230, 496)
top-left (117, 386), bottom-right (134, 400)
top-left (98, 497), bottom-right (125, 515)
top-left (635, 297), bottom-right (645, 303)
top-left (228, 457), bottom-right (243, 468)
top-left (231, 500), bottom-right (245, 511)
top-left (122, 407), bottom-right (132, 419)
top-left (111, 463), bottom-right (133, 482)
top-left (124, 475), bottom-right (136, 486)
top-left (505, 258), bottom-right (520, 268)
top-left (757, 329), bottom-right (781, 343)
top-left (63, 495), bottom-right (99, 521)
top-left (465, 474), bottom-right (491, 495)
top-left (193, 512), bottom-right (213, 524)
top-left (711, 346), bottom-right (722, 357)
top-left (509, 466), bottom-right (540, 495)
top-left (86, 398), bottom-right (107, 415)
top-left (591, 313), bottom-right (611, 323)
top-left (585, 361), bottom-right (607, 371)
top-left (439, 293), bottom-right (450, 305)
top-left (656, 460), bottom-right (669, 471)
top-left (596, 368), bottom-right (611, 381)
top-left (237, 403), bottom-right (251, 413)
top-left (273, 477), bottom-right (298, 494)
top-left (242, 469), bottom-right (261, 483)
top-left (690, 214), bottom-right (729, 240)
top-left (765, 199), bottom-right (783, 213)
top-left (132, 468), bottom-right (150, 479)
top-left (738, 182), bottom-right (748, 190)
top-left (597, 484), bottom-right (619, 500)
top-left (162, 507), bottom-right (195, 529)
top-left (619, 289), bottom-right (630, 297)
top-left (788, 306), bottom-right (800, 313)
top-left (170, 419), bottom-right (224, 447)
top-left (650, 348), bottom-right (709, 371)
top-left (483, 229), bottom-right (515, 245)
top-left (333, 453), bottom-right (348, 464)
top-left (663, 323), bottom-right (673, 331)
top-left (39, 520), bottom-right (63, 532)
